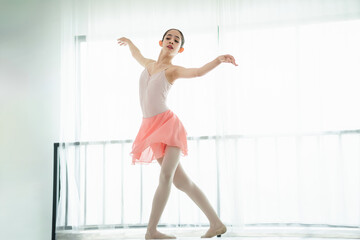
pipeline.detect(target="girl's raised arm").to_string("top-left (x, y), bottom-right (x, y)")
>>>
top-left (172, 54), bottom-right (238, 80)
top-left (117, 37), bottom-right (155, 67)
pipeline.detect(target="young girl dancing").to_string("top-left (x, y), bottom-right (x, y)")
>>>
top-left (117, 29), bottom-right (237, 239)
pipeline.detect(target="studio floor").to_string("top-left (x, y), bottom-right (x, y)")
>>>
top-left (56, 226), bottom-right (360, 240)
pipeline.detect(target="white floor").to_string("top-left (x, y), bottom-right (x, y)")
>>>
top-left (56, 227), bottom-right (360, 240)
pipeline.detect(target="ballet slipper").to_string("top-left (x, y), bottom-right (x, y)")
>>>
top-left (145, 231), bottom-right (177, 239)
top-left (201, 224), bottom-right (227, 238)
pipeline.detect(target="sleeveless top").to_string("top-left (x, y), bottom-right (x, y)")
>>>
top-left (139, 67), bottom-right (173, 118)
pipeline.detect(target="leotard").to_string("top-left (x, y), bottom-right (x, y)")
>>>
top-left (139, 68), bottom-right (173, 118)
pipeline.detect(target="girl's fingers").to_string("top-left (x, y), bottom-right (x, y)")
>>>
top-left (219, 54), bottom-right (237, 65)
top-left (229, 55), bottom-right (238, 66)
top-left (117, 37), bottom-right (128, 46)
top-left (117, 41), bottom-right (127, 46)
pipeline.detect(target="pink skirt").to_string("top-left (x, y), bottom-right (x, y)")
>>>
top-left (130, 109), bottom-right (188, 165)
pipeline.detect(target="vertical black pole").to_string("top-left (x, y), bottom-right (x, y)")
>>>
top-left (52, 143), bottom-right (59, 240)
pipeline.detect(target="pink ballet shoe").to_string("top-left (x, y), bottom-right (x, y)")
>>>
top-left (201, 224), bottom-right (227, 238)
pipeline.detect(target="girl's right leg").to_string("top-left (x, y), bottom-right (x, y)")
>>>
top-left (145, 145), bottom-right (181, 239)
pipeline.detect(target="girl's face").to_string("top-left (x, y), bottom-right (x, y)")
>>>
top-left (162, 29), bottom-right (182, 54)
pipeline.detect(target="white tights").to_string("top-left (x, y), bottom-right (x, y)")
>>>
top-left (146, 145), bottom-right (222, 233)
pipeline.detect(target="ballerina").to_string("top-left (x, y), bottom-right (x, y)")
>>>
top-left (118, 28), bottom-right (237, 239)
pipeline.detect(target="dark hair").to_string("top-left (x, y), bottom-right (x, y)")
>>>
top-left (162, 28), bottom-right (185, 48)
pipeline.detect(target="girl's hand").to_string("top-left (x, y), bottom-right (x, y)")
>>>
top-left (117, 37), bottom-right (131, 46)
top-left (217, 54), bottom-right (238, 66)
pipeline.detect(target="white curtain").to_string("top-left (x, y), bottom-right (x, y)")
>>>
top-left (58, 0), bottom-right (360, 232)
top-left (216, 0), bottom-right (360, 227)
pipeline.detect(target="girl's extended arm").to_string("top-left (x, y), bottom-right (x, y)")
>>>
top-left (173, 54), bottom-right (238, 79)
top-left (117, 37), bottom-right (154, 67)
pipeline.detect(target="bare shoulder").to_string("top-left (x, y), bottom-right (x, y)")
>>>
top-left (165, 65), bottom-right (183, 84)
top-left (166, 65), bottom-right (199, 81)
top-left (166, 65), bottom-right (183, 74)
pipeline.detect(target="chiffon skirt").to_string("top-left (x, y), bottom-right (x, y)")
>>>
top-left (130, 109), bottom-right (188, 165)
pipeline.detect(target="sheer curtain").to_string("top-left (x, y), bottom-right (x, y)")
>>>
top-left (216, 0), bottom-right (360, 227)
top-left (58, 0), bottom-right (360, 233)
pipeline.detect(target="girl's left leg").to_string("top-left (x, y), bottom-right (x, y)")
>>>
top-left (172, 163), bottom-right (226, 238)
top-left (145, 145), bottom-right (181, 239)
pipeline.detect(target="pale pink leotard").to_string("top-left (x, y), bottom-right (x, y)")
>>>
top-left (139, 68), bottom-right (173, 118)
top-left (131, 66), bottom-right (188, 164)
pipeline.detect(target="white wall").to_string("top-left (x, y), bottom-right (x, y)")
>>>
top-left (0, 0), bottom-right (61, 239)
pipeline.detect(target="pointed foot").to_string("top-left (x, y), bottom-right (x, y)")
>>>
top-left (201, 225), bottom-right (227, 238)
